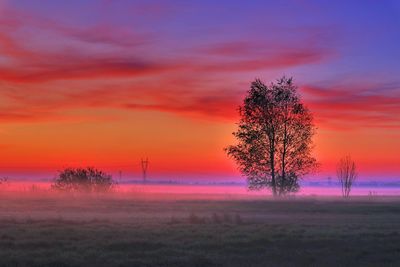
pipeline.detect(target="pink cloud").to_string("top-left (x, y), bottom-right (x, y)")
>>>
top-left (0, 4), bottom-right (337, 123)
top-left (301, 84), bottom-right (400, 129)
top-left (200, 50), bottom-right (328, 72)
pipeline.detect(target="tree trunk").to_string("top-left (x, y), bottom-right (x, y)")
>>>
top-left (270, 132), bottom-right (277, 197)
top-left (280, 121), bottom-right (288, 196)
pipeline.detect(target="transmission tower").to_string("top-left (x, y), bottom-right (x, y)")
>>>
top-left (141, 158), bottom-right (149, 183)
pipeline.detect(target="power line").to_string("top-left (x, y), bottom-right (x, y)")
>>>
top-left (141, 158), bottom-right (149, 183)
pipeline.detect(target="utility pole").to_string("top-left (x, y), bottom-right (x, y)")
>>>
top-left (141, 158), bottom-right (149, 183)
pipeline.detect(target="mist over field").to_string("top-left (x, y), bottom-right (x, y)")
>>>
top-left (2, 179), bottom-right (400, 198)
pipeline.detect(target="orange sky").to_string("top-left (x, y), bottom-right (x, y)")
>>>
top-left (0, 108), bottom-right (399, 180)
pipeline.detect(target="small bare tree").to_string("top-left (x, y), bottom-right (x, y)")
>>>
top-left (336, 155), bottom-right (357, 198)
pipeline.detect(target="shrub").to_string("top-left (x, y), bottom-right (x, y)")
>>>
top-left (52, 167), bottom-right (116, 193)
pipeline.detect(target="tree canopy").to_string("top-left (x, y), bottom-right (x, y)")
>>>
top-left (226, 76), bottom-right (318, 196)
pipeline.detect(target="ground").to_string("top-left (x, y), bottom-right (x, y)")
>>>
top-left (0, 192), bottom-right (399, 267)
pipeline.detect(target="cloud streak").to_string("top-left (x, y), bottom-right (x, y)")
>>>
top-left (2, 1), bottom-right (396, 131)
top-left (0, 3), bottom-right (336, 123)
top-left (302, 83), bottom-right (400, 129)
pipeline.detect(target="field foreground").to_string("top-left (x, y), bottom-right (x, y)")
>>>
top-left (0, 192), bottom-right (400, 267)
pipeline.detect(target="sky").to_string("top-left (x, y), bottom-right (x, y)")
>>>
top-left (0, 0), bottom-right (399, 181)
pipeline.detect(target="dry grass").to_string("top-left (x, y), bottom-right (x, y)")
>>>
top-left (0, 192), bottom-right (400, 266)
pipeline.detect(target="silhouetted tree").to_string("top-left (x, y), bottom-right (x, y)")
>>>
top-left (225, 77), bottom-right (318, 196)
top-left (52, 167), bottom-right (116, 193)
top-left (336, 155), bottom-right (357, 198)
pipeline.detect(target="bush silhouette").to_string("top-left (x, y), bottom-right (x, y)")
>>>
top-left (52, 167), bottom-right (116, 193)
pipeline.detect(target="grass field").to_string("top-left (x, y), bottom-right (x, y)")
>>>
top-left (0, 192), bottom-right (400, 267)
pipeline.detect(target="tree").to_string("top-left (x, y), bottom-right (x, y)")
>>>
top-left (225, 76), bottom-right (318, 196)
top-left (336, 155), bottom-right (357, 198)
top-left (52, 167), bottom-right (116, 193)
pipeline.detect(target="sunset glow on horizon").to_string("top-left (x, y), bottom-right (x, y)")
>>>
top-left (0, 0), bottom-right (399, 181)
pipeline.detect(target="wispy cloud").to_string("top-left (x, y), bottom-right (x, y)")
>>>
top-left (302, 83), bottom-right (400, 129)
top-left (0, 3), bottom-right (337, 123)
